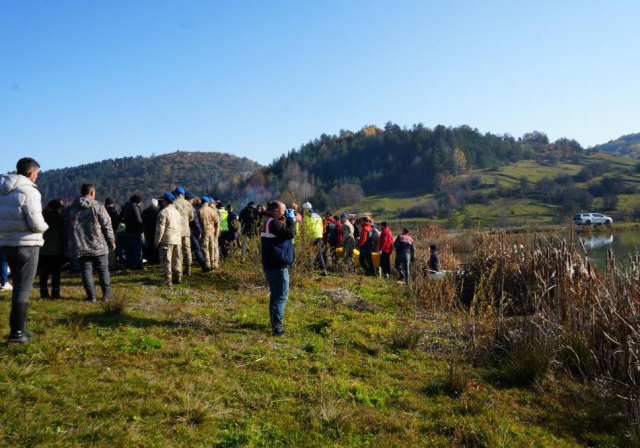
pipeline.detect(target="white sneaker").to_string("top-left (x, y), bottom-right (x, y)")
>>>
top-left (0, 282), bottom-right (13, 291)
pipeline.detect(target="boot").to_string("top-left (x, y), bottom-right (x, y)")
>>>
top-left (51, 289), bottom-right (61, 299)
top-left (102, 286), bottom-right (114, 301)
top-left (8, 302), bottom-right (32, 344)
top-left (184, 266), bottom-right (191, 277)
top-left (85, 288), bottom-right (98, 303)
top-left (173, 274), bottom-right (182, 285)
top-left (40, 288), bottom-right (50, 299)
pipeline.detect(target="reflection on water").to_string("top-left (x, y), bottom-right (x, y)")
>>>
top-left (580, 234), bottom-right (614, 251)
top-left (565, 230), bottom-right (640, 270)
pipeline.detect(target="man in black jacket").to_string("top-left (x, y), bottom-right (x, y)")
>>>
top-left (142, 198), bottom-right (159, 264)
top-left (119, 194), bottom-right (144, 270)
top-left (239, 201), bottom-right (258, 259)
top-left (105, 198), bottom-right (120, 269)
top-left (261, 201), bottom-right (296, 336)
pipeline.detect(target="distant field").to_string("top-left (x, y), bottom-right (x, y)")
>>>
top-left (340, 153), bottom-right (640, 228)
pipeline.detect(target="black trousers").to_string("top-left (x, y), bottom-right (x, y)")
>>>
top-left (380, 252), bottom-right (392, 276)
top-left (39, 254), bottom-right (63, 292)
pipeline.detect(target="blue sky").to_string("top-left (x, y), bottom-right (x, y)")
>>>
top-left (1, 0), bottom-right (639, 174)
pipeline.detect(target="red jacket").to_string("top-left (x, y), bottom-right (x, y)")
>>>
top-left (379, 227), bottom-right (393, 254)
top-left (357, 221), bottom-right (372, 248)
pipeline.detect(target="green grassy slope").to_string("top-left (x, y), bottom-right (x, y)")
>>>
top-left (0, 252), bottom-right (625, 446)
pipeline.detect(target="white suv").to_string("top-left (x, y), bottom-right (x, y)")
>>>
top-left (573, 212), bottom-right (613, 226)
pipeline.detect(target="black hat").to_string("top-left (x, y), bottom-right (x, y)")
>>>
top-left (130, 194), bottom-right (142, 204)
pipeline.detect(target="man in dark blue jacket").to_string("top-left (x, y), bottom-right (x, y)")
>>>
top-left (261, 200), bottom-right (296, 336)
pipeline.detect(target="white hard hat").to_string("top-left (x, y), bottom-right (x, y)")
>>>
top-left (302, 202), bottom-right (312, 209)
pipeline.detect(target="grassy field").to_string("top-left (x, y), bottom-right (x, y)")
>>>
top-left (0, 246), bottom-right (629, 447)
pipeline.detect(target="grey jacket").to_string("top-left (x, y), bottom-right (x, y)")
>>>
top-left (0, 174), bottom-right (48, 246)
top-left (64, 196), bottom-right (115, 258)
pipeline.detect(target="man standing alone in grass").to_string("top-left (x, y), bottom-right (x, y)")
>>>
top-left (155, 193), bottom-right (183, 287)
top-left (0, 157), bottom-right (48, 343)
top-left (261, 201), bottom-right (296, 336)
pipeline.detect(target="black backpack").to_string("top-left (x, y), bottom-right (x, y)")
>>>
top-left (327, 221), bottom-right (339, 246)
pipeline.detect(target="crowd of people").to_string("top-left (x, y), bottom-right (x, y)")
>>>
top-left (0, 157), bottom-right (439, 343)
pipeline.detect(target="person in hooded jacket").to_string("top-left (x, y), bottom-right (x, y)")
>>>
top-left (64, 184), bottom-right (116, 302)
top-left (39, 199), bottom-right (65, 298)
top-left (0, 157), bottom-right (48, 343)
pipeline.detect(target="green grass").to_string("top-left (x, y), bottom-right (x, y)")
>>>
top-left (0, 256), bottom-right (629, 446)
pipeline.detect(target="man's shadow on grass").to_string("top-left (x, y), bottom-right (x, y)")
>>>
top-left (56, 311), bottom-right (180, 330)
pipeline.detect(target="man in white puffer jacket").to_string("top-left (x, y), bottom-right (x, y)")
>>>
top-left (0, 158), bottom-right (48, 344)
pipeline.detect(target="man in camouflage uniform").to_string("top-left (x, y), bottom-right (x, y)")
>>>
top-left (173, 186), bottom-right (194, 276)
top-left (339, 213), bottom-right (356, 271)
top-left (64, 184), bottom-right (116, 302)
top-left (155, 193), bottom-right (183, 286)
top-left (199, 196), bottom-right (220, 269)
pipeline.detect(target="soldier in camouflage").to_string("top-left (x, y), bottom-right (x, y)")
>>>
top-left (173, 187), bottom-right (194, 276)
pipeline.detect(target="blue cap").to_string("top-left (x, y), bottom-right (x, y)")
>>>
top-left (340, 213), bottom-right (347, 219)
top-left (175, 186), bottom-right (185, 195)
top-left (163, 192), bottom-right (176, 201)
top-left (201, 196), bottom-right (210, 203)
top-left (185, 192), bottom-right (195, 200)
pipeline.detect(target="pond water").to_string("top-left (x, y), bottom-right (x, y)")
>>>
top-left (546, 229), bottom-right (640, 271)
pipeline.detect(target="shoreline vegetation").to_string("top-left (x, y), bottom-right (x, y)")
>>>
top-left (1, 228), bottom-right (638, 446)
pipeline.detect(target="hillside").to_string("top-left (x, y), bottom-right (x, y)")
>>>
top-left (237, 124), bottom-right (640, 227)
top-left (37, 151), bottom-right (262, 206)
top-left (592, 132), bottom-right (640, 158)
top-left (343, 153), bottom-right (640, 228)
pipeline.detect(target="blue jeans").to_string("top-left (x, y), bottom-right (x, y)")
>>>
top-left (79, 254), bottom-right (112, 300)
top-left (0, 248), bottom-right (8, 285)
top-left (264, 268), bottom-right (290, 333)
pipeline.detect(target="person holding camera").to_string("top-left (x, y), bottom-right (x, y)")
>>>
top-left (260, 201), bottom-right (296, 337)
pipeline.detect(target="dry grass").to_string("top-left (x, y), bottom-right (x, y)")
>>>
top-left (410, 227), bottom-right (640, 427)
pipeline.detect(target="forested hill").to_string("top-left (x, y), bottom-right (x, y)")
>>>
top-left (592, 132), bottom-right (640, 157)
top-left (37, 151), bottom-right (261, 206)
top-left (242, 123), bottom-right (566, 209)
